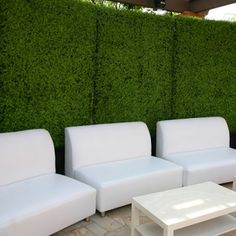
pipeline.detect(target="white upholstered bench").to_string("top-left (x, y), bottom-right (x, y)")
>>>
top-left (0, 129), bottom-right (96, 236)
top-left (156, 117), bottom-right (236, 186)
top-left (65, 121), bottom-right (183, 215)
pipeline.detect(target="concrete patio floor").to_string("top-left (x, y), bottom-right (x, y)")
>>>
top-left (54, 182), bottom-right (236, 236)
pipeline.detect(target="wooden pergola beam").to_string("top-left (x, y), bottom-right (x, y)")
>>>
top-left (110, 0), bottom-right (156, 8)
top-left (165, 0), bottom-right (189, 12)
top-left (189, 0), bottom-right (236, 12)
top-left (109, 0), bottom-right (189, 11)
top-left (109, 0), bottom-right (236, 13)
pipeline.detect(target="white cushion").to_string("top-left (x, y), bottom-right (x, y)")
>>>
top-left (0, 129), bottom-right (55, 185)
top-left (65, 122), bottom-right (151, 177)
top-left (165, 148), bottom-right (236, 186)
top-left (75, 156), bottom-right (183, 212)
top-left (156, 117), bottom-right (229, 157)
top-left (0, 174), bottom-right (96, 236)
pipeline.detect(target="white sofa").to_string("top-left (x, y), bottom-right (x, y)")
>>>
top-left (65, 121), bottom-right (183, 214)
top-left (0, 129), bottom-right (96, 236)
top-left (156, 117), bottom-right (236, 186)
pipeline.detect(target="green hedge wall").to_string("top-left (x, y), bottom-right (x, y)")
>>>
top-left (1, 0), bottom-right (236, 147)
top-left (94, 9), bottom-right (174, 134)
top-left (173, 18), bottom-right (236, 132)
top-left (0, 0), bottom-right (97, 146)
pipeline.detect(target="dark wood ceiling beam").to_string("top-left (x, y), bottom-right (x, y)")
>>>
top-left (109, 0), bottom-right (236, 13)
top-left (190, 0), bottom-right (236, 12)
top-left (110, 0), bottom-right (156, 8)
top-left (165, 0), bottom-right (189, 12)
top-left (109, 0), bottom-right (190, 11)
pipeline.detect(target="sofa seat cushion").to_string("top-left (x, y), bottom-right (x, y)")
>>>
top-left (75, 156), bottom-right (183, 212)
top-left (0, 174), bottom-right (96, 236)
top-left (165, 148), bottom-right (236, 186)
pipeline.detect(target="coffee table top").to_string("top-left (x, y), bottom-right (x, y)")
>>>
top-left (133, 182), bottom-right (236, 230)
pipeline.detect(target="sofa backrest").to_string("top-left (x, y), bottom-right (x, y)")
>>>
top-left (65, 122), bottom-right (151, 177)
top-left (0, 129), bottom-right (55, 186)
top-left (156, 117), bottom-right (230, 157)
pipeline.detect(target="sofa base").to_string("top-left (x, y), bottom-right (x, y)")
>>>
top-left (0, 174), bottom-right (96, 236)
top-left (75, 156), bottom-right (183, 212)
top-left (165, 148), bottom-right (236, 186)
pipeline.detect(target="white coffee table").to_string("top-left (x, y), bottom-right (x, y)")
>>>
top-left (131, 182), bottom-right (236, 236)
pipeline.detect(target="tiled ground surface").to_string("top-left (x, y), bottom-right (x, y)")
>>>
top-left (54, 182), bottom-right (236, 236)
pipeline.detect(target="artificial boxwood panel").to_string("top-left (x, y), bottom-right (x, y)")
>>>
top-left (0, 0), bottom-right (96, 146)
top-left (1, 0), bottom-right (236, 149)
top-left (94, 9), bottom-right (174, 134)
top-left (173, 18), bottom-right (236, 132)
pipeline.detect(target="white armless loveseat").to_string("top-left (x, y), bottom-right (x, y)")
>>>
top-left (156, 117), bottom-right (236, 186)
top-left (0, 129), bottom-right (96, 236)
top-left (65, 122), bottom-right (183, 214)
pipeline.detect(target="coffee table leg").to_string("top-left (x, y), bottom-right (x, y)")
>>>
top-left (131, 203), bottom-right (140, 236)
top-left (233, 176), bottom-right (236, 191)
top-left (164, 228), bottom-right (174, 236)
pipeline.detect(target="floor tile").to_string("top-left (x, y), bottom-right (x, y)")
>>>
top-left (86, 223), bottom-right (107, 236)
top-left (91, 214), bottom-right (123, 231)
